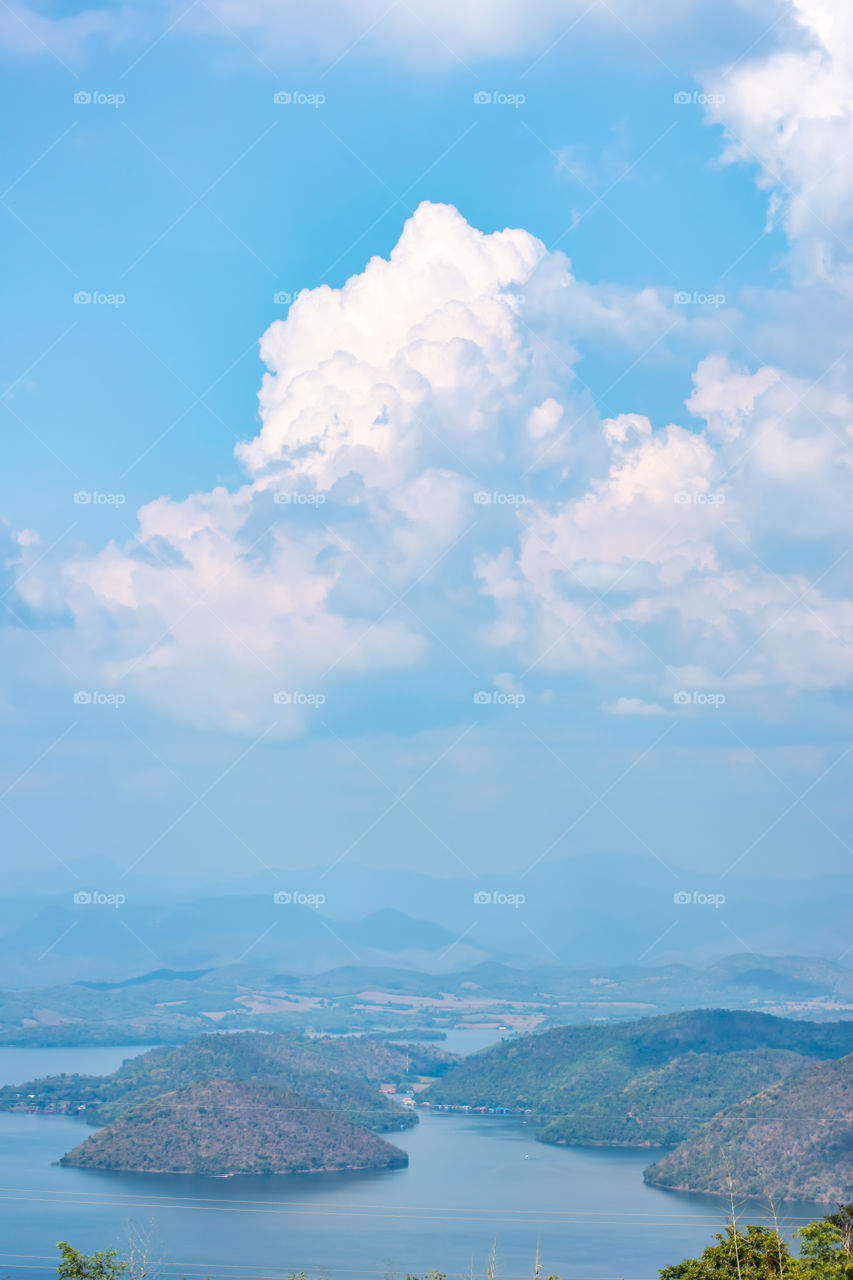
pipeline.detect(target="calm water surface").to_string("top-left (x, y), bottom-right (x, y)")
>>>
top-left (0, 1046), bottom-right (829, 1280)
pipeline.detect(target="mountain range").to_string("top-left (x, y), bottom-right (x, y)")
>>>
top-left (4, 953), bottom-right (853, 1046)
top-left (4, 854), bottom-right (853, 985)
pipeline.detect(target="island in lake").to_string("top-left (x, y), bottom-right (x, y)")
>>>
top-left (61, 1078), bottom-right (409, 1175)
top-left (1, 1030), bottom-right (454, 1176)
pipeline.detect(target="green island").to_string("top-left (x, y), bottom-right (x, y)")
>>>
top-left (60, 1078), bottom-right (409, 1175)
top-left (0, 1030), bottom-right (454, 1176)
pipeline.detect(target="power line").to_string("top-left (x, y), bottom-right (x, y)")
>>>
top-left (0, 1191), bottom-right (818, 1229)
top-left (0, 1186), bottom-right (821, 1222)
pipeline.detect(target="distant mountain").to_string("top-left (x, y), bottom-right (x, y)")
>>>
top-left (644, 1053), bottom-right (853, 1202)
top-left (424, 1009), bottom-right (853, 1151)
top-left (0, 896), bottom-right (491, 986)
top-left (6, 855), bottom-right (853, 985)
top-left (75, 968), bottom-right (214, 990)
top-left (60, 1079), bottom-right (409, 1176)
top-left (4, 954), bottom-right (853, 1049)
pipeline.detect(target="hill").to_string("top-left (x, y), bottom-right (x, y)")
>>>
top-left (5, 954), bottom-right (853, 1049)
top-left (644, 1052), bottom-right (853, 1202)
top-left (537, 1047), bottom-right (812, 1147)
top-left (424, 1010), bottom-right (853, 1149)
top-left (60, 1079), bottom-right (409, 1175)
top-left (0, 1030), bottom-right (445, 1131)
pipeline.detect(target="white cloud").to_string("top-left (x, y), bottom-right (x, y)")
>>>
top-left (14, 202), bottom-right (853, 730)
top-left (242, 202), bottom-right (546, 488)
top-left (606, 697), bottom-right (668, 716)
top-left (478, 350), bottom-right (853, 696)
top-left (707, 0), bottom-right (853, 282)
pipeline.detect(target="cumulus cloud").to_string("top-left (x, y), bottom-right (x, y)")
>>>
top-left (706, 0), bottom-right (853, 283)
top-left (14, 204), bottom-right (595, 727)
top-left (13, 202), bottom-right (853, 731)
top-left (479, 351), bottom-right (853, 699)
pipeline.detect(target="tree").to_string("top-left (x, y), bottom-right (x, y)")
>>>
top-left (827, 1204), bottom-right (853, 1261)
top-left (659, 1223), bottom-right (798, 1279)
top-left (794, 1218), bottom-right (852, 1278)
top-left (56, 1242), bottom-right (127, 1280)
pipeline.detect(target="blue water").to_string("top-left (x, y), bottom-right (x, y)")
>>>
top-left (0, 1045), bottom-right (157, 1087)
top-left (0, 1047), bottom-right (830, 1280)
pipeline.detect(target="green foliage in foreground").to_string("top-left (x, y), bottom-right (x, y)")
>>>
top-left (57, 1242), bottom-right (126, 1279)
top-left (659, 1204), bottom-right (853, 1278)
top-left (52, 1208), bottom-right (853, 1280)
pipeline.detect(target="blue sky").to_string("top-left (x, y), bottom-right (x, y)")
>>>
top-left (2, 0), bottom-right (853, 957)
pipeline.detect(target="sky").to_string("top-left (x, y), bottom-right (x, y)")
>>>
top-left (2, 0), bottom-right (853, 948)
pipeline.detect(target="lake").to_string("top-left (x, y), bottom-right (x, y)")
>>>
top-left (0, 1046), bottom-right (830, 1280)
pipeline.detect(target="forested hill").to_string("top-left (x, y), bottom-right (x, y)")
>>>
top-left (424, 1009), bottom-right (853, 1148)
top-left (0, 1030), bottom-right (454, 1131)
top-left (60, 1079), bottom-right (410, 1176)
top-left (0, 1031), bottom-right (444, 1177)
top-left (644, 1051), bottom-right (853, 1202)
